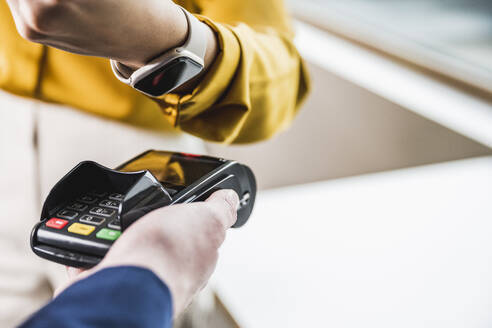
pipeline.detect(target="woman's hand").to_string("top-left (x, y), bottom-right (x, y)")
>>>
top-left (55, 190), bottom-right (239, 316)
top-left (5, 0), bottom-right (216, 70)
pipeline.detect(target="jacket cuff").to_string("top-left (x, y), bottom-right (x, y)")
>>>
top-left (20, 266), bottom-right (173, 328)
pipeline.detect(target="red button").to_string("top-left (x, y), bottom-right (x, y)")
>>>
top-left (46, 218), bottom-right (69, 229)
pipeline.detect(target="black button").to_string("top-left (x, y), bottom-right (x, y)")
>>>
top-left (67, 202), bottom-right (88, 211)
top-left (109, 193), bottom-right (124, 201)
top-left (89, 207), bottom-right (115, 217)
top-left (108, 219), bottom-right (121, 230)
top-left (99, 200), bottom-right (120, 209)
top-left (79, 215), bottom-right (106, 226)
top-left (57, 210), bottom-right (78, 220)
top-left (78, 195), bottom-right (98, 204)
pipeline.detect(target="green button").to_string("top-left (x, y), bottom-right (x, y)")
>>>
top-left (96, 228), bottom-right (121, 241)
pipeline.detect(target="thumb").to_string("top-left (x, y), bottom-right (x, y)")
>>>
top-left (205, 189), bottom-right (239, 228)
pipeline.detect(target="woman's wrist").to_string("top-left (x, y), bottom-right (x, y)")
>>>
top-left (118, 4), bottom-right (188, 69)
top-left (118, 6), bottom-right (219, 88)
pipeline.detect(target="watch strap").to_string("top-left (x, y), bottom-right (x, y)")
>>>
top-left (180, 7), bottom-right (207, 61)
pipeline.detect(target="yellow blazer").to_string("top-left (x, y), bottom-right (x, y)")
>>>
top-left (0, 0), bottom-right (309, 143)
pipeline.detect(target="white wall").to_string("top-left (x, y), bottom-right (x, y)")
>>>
top-left (206, 62), bottom-right (491, 189)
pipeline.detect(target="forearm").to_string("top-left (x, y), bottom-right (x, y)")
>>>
top-left (5, 0), bottom-right (218, 76)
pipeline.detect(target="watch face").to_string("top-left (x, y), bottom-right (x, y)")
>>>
top-left (134, 57), bottom-right (203, 97)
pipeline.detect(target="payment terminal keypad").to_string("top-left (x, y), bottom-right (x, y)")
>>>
top-left (42, 191), bottom-right (123, 243)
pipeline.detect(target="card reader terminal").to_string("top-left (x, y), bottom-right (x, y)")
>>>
top-left (30, 150), bottom-right (256, 268)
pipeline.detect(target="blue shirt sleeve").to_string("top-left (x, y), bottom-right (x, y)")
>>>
top-left (19, 266), bottom-right (173, 328)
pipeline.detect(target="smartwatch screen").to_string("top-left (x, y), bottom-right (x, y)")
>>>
top-left (134, 57), bottom-right (203, 97)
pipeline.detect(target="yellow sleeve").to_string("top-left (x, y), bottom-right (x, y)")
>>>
top-left (158, 0), bottom-right (310, 144)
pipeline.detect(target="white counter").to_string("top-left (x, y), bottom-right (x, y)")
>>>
top-left (212, 157), bottom-right (492, 327)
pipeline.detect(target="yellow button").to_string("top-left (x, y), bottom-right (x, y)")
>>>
top-left (68, 223), bottom-right (95, 236)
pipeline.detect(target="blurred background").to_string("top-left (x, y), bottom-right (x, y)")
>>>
top-left (207, 0), bottom-right (492, 189)
top-left (202, 1), bottom-right (492, 327)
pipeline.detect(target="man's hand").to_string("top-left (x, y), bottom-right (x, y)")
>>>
top-left (5, 0), bottom-right (217, 70)
top-left (56, 190), bottom-right (239, 316)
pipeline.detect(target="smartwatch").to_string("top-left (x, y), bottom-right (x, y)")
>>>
top-left (110, 7), bottom-right (207, 97)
